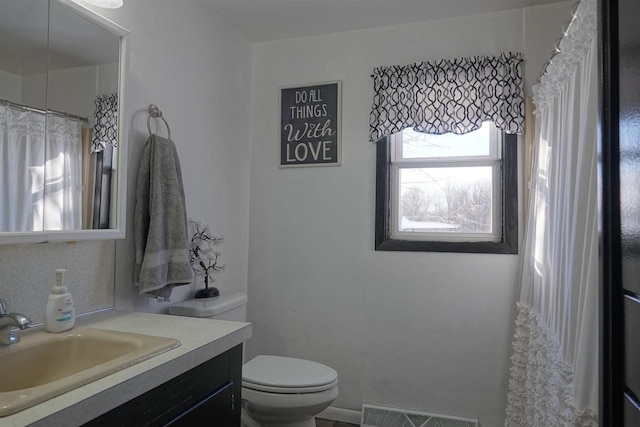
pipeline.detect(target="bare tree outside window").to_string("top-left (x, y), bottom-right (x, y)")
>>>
top-left (399, 169), bottom-right (493, 233)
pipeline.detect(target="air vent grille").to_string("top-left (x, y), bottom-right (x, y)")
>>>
top-left (361, 404), bottom-right (478, 427)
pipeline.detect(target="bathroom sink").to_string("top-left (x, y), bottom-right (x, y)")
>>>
top-left (0, 327), bottom-right (180, 416)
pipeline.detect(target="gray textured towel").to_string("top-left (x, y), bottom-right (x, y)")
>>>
top-left (134, 135), bottom-right (193, 300)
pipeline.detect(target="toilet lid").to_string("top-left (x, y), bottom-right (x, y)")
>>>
top-left (242, 355), bottom-right (338, 393)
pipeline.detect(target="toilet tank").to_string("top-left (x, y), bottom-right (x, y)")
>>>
top-left (169, 292), bottom-right (247, 321)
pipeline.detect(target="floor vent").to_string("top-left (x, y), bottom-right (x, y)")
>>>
top-left (361, 404), bottom-right (478, 427)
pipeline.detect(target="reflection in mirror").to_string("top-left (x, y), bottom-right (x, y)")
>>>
top-left (0, 0), bottom-right (124, 236)
top-left (46, 1), bottom-right (121, 231)
top-left (0, 0), bottom-right (48, 231)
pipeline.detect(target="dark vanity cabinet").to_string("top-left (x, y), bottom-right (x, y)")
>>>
top-left (84, 344), bottom-right (242, 427)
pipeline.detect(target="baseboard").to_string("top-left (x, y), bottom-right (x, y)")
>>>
top-left (317, 406), bottom-right (362, 424)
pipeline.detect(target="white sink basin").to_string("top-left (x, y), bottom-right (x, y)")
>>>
top-left (0, 327), bottom-right (179, 416)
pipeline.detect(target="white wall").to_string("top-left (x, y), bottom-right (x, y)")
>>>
top-left (97, 62), bottom-right (119, 95)
top-left (47, 65), bottom-right (99, 118)
top-left (523, 1), bottom-right (576, 97)
top-left (89, 1), bottom-right (254, 312)
top-left (247, 4), bottom-right (570, 426)
top-left (21, 63), bottom-right (118, 119)
top-left (21, 73), bottom-right (46, 110)
top-left (0, 70), bottom-right (22, 102)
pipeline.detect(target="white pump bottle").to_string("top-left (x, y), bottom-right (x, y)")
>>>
top-left (45, 269), bottom-right (75, 333)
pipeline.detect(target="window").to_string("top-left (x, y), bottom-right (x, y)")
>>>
top-left (375, 123), bottom-right (518, 254)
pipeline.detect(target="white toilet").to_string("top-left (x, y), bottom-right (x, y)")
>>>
top-left (169, 293), bottom-right (338, 427)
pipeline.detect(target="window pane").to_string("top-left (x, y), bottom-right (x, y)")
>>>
top-left (401, 122), bottom-right (493, 159)
top-left (399, 166), bottom-right (493, 233)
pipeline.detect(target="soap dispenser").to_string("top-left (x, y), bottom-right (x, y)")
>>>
top-left (45, 268), bottom-right (75, 333)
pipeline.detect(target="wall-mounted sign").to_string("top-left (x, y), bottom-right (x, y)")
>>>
top-left (280, 81), bottom-right (341, 167)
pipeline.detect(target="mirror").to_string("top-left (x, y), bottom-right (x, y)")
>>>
top-left (0, 0), bottom-right (127, 243)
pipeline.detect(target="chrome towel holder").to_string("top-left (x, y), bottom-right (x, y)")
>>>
top-left (147, 104), bottom-right (171, 139)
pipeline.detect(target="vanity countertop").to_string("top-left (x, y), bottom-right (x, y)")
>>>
top-left (0, 310), bottom-right (252, 427)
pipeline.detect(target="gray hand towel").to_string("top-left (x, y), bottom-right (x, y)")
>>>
top-left (134, 134), bottom-right (193, 300)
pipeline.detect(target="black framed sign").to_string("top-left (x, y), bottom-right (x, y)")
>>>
top-left (280, 81), bottom-right (341, 167)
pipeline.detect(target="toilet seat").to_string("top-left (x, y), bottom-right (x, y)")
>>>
top-left (242, 355), bottom-right (338, 394)
top-left (243, 377), bottom-right (338, 394)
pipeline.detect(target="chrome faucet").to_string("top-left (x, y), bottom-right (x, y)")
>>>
top-left (0, 298), bottom-right (32, 345)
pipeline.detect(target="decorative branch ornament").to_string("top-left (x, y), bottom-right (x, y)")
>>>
top-left (188, 218), bottom-right (225, 298)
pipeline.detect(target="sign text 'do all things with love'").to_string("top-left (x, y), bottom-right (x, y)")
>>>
top-left (280, 81), bottom-right (341, 167)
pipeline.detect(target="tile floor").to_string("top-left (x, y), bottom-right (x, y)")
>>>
top-left (315, 418), bottom-right (359, 427)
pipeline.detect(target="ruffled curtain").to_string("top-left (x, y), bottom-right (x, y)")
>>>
top-left (369, 52), bottom-right (524, 142)
top-left (505, 0), bottom-right (599, 425)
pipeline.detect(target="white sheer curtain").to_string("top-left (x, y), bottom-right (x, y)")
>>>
top-left (44, 114), bottom-right (83, 230)
top-left (505, 0), bottom-right (599, 425)
top-left (0, 103), bottom-right (82, 232)
top-left (0, 105), bottom-right (46, 231)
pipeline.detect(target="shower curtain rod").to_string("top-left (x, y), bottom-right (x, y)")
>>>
top-left (1, 98), bottom-right (89, 124)
top-left (535, 0), bottom-right (581, 85)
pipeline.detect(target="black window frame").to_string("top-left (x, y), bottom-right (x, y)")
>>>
top-left (375, 133), bottom-right (518, 254)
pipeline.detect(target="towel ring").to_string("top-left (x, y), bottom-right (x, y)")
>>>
top-left (147, 104), bottom-right (171, 139)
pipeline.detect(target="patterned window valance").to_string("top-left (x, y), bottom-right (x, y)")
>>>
top-left (369, 52), bottom-right (525, 142)
top-left (92, 93), bottom-right (118, 153)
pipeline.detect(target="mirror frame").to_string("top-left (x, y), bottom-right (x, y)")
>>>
top-left (0, 0), bottom-right (129, 245)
